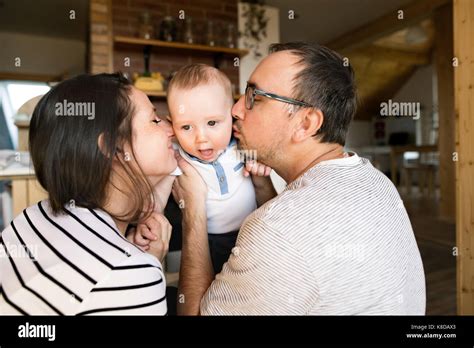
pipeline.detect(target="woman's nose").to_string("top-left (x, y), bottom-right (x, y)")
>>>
top-left (163, 120), bottom-right (174, 137)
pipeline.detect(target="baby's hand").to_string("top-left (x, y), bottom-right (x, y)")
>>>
top-left (127, 212), bottom-right (172, 263)
top-left (244, 160), bottom-right (272, 177)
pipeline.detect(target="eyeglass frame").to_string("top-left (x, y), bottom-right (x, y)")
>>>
top-left (245, 82), bottom-right (313, 110)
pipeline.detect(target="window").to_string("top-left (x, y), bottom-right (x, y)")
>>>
top-left (0, 81), bottom-right (50, 149)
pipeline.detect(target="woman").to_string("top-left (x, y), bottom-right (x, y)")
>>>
top-left (0, 73), bottom-right (176, 315)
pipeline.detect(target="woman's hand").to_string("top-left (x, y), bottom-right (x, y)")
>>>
top-left (171, 152), bottom-right (207, 213)
top-left (127, 212), bottom-right (172, 264)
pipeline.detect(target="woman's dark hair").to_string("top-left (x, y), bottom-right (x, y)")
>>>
top-left (269, 42), bottom-right (357, 146)
top-left (29, 72), bottom-right (155, 223)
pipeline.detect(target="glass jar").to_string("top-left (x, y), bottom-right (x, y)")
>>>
top-left (226, 23), bottom-right (235, 48)
top-left (159, 16), bottom-right (177, 42)
top-left (184, 17), bottom-right (194, 44)
top-left (138, 12), bottom-right (154, 40)
top-left (207, 21), bottom-right (215, 46)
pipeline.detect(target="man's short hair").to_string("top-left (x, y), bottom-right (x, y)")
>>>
top-left (269, 42), bottom-right (357, 146)
top-left (167, 63), bottom-right (233, 102)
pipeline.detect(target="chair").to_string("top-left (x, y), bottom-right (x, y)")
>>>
top-left (401, 151), bottom-right (438, 196)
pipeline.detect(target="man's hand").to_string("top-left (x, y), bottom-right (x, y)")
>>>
top-left (127, 212), bottom-right (172, 264)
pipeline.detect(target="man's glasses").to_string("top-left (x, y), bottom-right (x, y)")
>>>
top-left (245, 82), bottom-right (313, 110)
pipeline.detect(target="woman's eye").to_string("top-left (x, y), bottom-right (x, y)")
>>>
top-left (182, 125), bottom-right (191, 131)
top-left (208, 120), bottom-right (216, 126)
top-left (152, 117), bottom-right (161, 124)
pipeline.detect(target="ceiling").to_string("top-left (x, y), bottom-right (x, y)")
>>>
top-left (0, 0), bottom-right (88, 40)
top-left (265, 0), bottom-right (438, 120)
top-left (266, 0), bottom-right (415, 44)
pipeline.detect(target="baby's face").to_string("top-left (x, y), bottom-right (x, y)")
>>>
top-left (169, 83), bottom-right (233, 162)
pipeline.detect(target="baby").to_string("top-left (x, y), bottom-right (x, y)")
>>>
top-left (168, 63), bottom-right (275, 273)
top-left (134, 63), bottom-right (274, 274)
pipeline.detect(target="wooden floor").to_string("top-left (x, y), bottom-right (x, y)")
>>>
top-left (400, 188), bottom-right (456, 315)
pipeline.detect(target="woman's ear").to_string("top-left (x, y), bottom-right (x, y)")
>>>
top-left (97, 133), bottom-right (115, 158)
top-left (292, 108), bottom-right (324, 143)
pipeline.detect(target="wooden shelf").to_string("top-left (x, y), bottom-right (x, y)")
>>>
top-left (141, 89), bottom-right (167, 97)
top-left (114, 35), bottom-right (248, 57)
top-left (140, 88), bottom-right (241, 101)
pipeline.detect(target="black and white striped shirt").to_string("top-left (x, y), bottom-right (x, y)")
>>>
top-left (0, 200), bottom-right (167, 315)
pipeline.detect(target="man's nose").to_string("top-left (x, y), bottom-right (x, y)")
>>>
top-left (232, 96), bottom-right (245, 121)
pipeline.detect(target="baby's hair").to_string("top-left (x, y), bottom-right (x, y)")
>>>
top-left (167, 63), bottom-right (233, 103)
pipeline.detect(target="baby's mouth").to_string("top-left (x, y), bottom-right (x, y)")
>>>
top-left (198, 149), bottom-right (214, 158)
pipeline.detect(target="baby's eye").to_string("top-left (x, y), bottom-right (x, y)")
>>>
top-left (182, 125), bottom-right (191, 131)
top-left (208, 120), bottom-right (217, 126)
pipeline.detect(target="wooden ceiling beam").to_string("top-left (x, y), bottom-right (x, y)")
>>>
top-left (326, 0), bottom-right (451, 51)
top-left (345, 45), bottom-right (431, 66)
top-left (354, 66), bottom-right (417, 120)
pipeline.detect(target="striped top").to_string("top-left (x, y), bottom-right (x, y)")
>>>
top-left (0, 200), bottom-right (167, 315)
top-left (201, 153), bottom-right (426, 315)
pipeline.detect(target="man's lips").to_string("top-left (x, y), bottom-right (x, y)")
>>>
top-left (233, 125), bottom-right (241, 136)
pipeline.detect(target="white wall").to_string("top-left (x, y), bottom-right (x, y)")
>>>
top-left (387, 64), bottom-right (434, 145)
top-left (238, 4), bottom-right (280, 94)
top-left (238, 4), bottom-right (287, 193)
top-left (0, 31), bottom-right (86, 77)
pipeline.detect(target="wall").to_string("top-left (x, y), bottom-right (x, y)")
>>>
top-left (238, 4), bottom-right (280, 94)
top-left (346, 64), bottom-right (434, 152)
top-left (0, 31), bottom-right (86, 77)
top-left (385, 64), bottom-right (435, 146)
top-left (111, 0), bottom-right (240, 115)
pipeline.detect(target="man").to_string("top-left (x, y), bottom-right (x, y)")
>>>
top-left (173, 42), bottom-right (426, 315)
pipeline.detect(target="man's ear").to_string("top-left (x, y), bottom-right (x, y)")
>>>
top-left (292, 108), bottom-right (324, 143)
